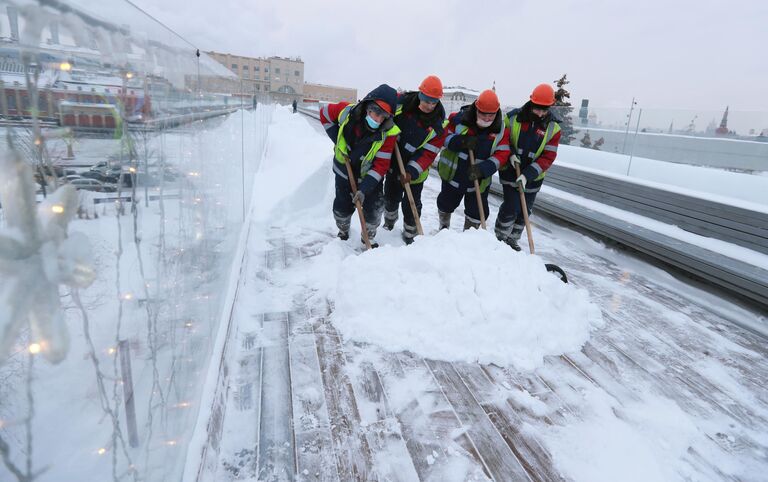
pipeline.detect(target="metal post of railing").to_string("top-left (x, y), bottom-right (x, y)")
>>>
top-left (622, 97), bottom-right (637, 154)
top-left (626, 108), bottom-right (643, 176)
top-left (118, 339), bottom-right (139, 448)
top-left (240, 79), bottom-right (246, 222)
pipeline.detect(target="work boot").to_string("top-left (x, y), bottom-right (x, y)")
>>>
top-left (362, 222), bottom-right (379, 248)
top-left (334, 211), bottom-right (351, 241)
top-left (383, 210), bottom-right (398, 231)
top-left (494, 217), bottom-right (514, 242)
top-left (506, 224), bottom-right (524, 251)
top-left (402, 222), bottom-right (418, 245)
top-left (463, 217), bottom-right (481, 231)
top-left (361, 237), bottom-right (379, 249)
top-left (505, 238), bottom-right (521, 251)
top-left (438, 211), bottom-right (451, 230)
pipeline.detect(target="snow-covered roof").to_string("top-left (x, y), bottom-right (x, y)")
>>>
top-left (443, 86), bottom-right (480, 96)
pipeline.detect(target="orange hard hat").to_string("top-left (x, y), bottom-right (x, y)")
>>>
top-left (374, 99), bottom-right (393, 115)
top-left (475, 89), bottom-right (500, 113)
top-left (530, 83), bottom-right (556, 106)
top-left (419, 75), bottom-right (443, 99)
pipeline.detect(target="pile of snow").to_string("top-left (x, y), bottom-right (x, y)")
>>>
top-left (250, 107), bottom-right (332, 223)
top-left (304, 229), bottom-right (604, 370)
top-left (255, 109), bottom-right (604, 370)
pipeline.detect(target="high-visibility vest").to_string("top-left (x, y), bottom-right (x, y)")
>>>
top-left (333, 104), bottom-right (401, 177)
top-left (394, 104), bottom-right (441, 184)
top-left (438, 118), bottom-right (505, 191)
top-left (506, 114), bottom-right (561, 181)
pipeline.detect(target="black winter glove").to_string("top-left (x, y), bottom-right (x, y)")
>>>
top-left (468, 165), bottom-right (484, 181)
top-left (469, 159), bottom-right (497, 181)
top-left (459, 136), bottom-right (478, 150)
top-left (400, 164), bottom-right (420, 184)
top-left (448, 135), bottom-right (478, 151)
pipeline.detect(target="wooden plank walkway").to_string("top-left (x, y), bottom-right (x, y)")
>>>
top-left (209, 227), bottom-right (768, 482)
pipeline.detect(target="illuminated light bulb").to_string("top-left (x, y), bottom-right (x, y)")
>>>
top-left (184, 321), bottom-right (193, 328)
top-left (52, 204), bottom-right (65, 214)
top-left (28, 343), bottom-right (42, 354)
top-left (34, 138), bottom-right (42, 146)
top-left (97, 448), bottom-right (107, 455)
top-left (125, 72), bottom-right (134, 79)
top-left (123, 293), bottom-right (133, 300)
top-left (107, 347), bottom-right (116, 355)
top-left (165, 440), bottom-right (177, 446)
top-left (60, 61), bottom-right (72, 71)
top-left (128, 166), bottom-right (137, 173)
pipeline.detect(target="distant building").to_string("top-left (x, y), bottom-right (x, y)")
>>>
top-left (442, 86), bottom-right (479, 113)
top-left (302, 82), bottom-right (357, 103)
top-left (206, 51), bottom-right (304, 104)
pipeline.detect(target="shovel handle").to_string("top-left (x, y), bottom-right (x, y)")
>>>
top-left (394, 144), bottom-right (424, 236)
top-left (468, 149), bottom-right (486, 229)
top-left (514, 161), bottom-right (535, 255)
top-left (345, 160), bottom-right (372, 250)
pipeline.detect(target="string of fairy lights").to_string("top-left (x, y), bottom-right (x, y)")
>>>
top-left (0, 29), bottom-right (275, 481)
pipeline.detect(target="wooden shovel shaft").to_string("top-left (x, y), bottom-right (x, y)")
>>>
top-left (514, 161), bottom-right (535, 254)
top-left (345, 160), bottom-right (372, 250)
top-left (394, 145), bottom-right (424, 236)
top-left (468, 149), bottom-right (486, 229)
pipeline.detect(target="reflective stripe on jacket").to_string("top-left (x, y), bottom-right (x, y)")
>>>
top-left (331, 104), bottom-right (401, 180)
top-left (504, 113), bottom-right (561, 182)
top-left (438, 113), bottom-right (508, 192)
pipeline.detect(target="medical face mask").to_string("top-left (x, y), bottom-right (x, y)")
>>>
top-left (476, 117), bottom-right (493, 128)
top-left (365, 115), bottom-right (381, 129)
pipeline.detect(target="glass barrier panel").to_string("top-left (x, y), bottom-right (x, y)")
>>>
top-left (0, 1), bottom-right (272, 480)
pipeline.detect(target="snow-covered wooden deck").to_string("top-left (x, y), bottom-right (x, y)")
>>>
top-left (208, 218), bottom-right (768, 482)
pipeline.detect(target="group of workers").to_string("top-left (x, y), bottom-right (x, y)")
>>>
top-left (318, 75), bottom-right (562, 250)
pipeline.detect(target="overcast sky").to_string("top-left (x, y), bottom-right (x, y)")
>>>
top-left (131, 0), bottom-right (766, 114)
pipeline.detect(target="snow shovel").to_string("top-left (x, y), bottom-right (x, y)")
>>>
top-left (345, 160), bottom-right (372, 250)
top-left (468, 149), bottom-right (487, 229)
top-left (513, 160), bottom-right (568, 283)
top-left (394, 144), bottom-right (424, 236)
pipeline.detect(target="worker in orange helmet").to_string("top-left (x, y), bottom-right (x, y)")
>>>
top-left (494, 83), bottom-right (562, 250)
top-left (382, 75), bottom-right (447, 244)
top-left (436, 89), bottom-right (511, 230)
top-left (319, 84), bottom-right (400, 247)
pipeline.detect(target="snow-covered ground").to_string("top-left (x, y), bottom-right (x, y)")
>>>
top-left (2, 105), bottom-right (766, 481)
top-left (552, 145), bottom-right (767, 209)
top-left (200, 108), bottom-right (767, 481)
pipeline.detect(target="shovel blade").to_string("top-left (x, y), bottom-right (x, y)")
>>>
top-left (545, 263), bottom-right (568, 283)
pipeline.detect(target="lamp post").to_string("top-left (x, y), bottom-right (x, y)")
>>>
top-left (621, 97), bottom-right (637, 154)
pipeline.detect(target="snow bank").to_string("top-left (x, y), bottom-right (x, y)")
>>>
top-left (250, 107), bottom-right (332, 223)
top-left (557, 145), bottom-right (768, 209)
top-left (304, 229), bottom-right (603, 370)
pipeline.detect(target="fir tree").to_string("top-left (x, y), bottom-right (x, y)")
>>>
top-left (553, 74), bottom-right (577, 145)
